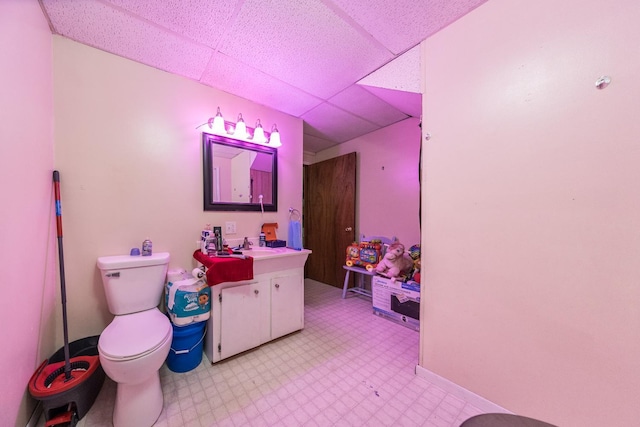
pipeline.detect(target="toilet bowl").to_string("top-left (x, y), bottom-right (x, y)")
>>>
top-left (98, 308), bottom-right (172, 427)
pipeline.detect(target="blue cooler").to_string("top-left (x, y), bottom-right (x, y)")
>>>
top-left (166, 321), bottom-right (206, 373)
top-left (165, 277), bottom-right (211, 326)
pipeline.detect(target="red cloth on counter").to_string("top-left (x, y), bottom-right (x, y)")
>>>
top-left (193, 250), bottom-right (253, 286)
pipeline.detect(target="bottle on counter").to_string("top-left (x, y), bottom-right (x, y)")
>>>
top-left (259, 232), bottom-right (266, 247)
top-left (215, 229), bottom-right (223, 251)
top-left (205, 234), bottom-right (217, 256)
top-left (213, 226), bottom-right (223, 251)
top-left (142, 238), bottom-right (152, 256)
top-left (201, 224), bottom-right (212, 253)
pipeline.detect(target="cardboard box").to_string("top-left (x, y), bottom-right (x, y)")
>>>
top-left (372, 276), bottom-right (420, 331)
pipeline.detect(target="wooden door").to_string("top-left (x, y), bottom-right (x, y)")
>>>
top-left (304, 152), bottom-right (356, 288)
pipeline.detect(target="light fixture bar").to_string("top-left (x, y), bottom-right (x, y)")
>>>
top-left (198, 107), bottom-right (282, 147)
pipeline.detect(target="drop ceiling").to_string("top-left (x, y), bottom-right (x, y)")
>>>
top-left (40, 0), bottom-right (487, 153)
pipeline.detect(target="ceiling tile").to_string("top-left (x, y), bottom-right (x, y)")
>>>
top-left (42, 0), bottom-right (212, 80)
top-left (104, 0), bottom-right (240, 48)
top-left (218, 0), bottom-right (394, 99)
top-left (328, 85), bottom-right (409, 127)
top-left (303, 134), bottom-right (340, 154)
top-left (331, 0), bottom-right (488, 54)
top-left (302, 103), bottom-right (380, 142)
top-left (200, 52), bottom-right (322, 117)
top-left (358, 45), bottom-right (421, 93)
top-left (40, 0), bottom-right (490, 152)
top-left (360, 85), bottom-right (422, 118)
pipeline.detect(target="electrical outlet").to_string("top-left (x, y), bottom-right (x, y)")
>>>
top-left (225, 221), bottom-right (237, 235)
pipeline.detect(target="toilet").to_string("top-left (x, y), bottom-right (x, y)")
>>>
top-left (96, 252), bottom-right (172, 427)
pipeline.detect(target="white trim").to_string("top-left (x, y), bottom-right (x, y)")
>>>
top-left (415, 365), bottom-right (513, 414)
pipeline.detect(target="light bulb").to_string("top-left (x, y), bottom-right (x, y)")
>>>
top-left (269, 124), bottom-right (282, 147)
top-left (212, 106), bottom-right (225, 134)
top-left (234, 113), bottom-right (248, 139)
top-left (253, 119), bottom-right (267, 143)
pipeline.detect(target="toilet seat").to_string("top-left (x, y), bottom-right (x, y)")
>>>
top-left (99, 309), bottom-right (171, 361)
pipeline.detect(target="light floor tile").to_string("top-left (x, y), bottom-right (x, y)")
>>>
top-left (37, 279), bottom-right (491, 427)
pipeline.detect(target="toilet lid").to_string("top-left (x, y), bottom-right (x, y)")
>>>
top-left (99, 309), bottom-right (172, 360)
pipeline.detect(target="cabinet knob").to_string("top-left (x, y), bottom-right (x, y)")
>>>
top-left (275, 283), bottom-right (280, 288)
top-left (254, 289), bottom-right (259, 295)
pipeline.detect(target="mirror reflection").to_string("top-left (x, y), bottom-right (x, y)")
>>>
top-left (203, 134), bottom-right (277, 212)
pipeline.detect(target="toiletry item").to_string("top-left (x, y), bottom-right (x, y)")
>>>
top-left (215, 253), bottom-right (247, 259)
top-left (213, 226), bottom-right (223, 251)
top-left (259, 232), bottom-right (266, 247)
top-left (205, 234), bottom-right (217, 256)
top-left (201, 224), bottom-right (212, 253)
top-left (217, 234), bottom-right (223, 251)
top-left (142, 238), bottom-right (152, 256)
top-left (130, 248), bottom-right (140, 256)
top-left (266, 239), bottom-right (286, 248)
top-left (243, 237), bottom-right (251, 250)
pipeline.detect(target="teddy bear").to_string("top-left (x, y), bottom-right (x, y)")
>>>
top-left (375, 241), bottom-right (414, 282)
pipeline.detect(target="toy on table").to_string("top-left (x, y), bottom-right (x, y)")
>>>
top-left (408, 244), bottom-right (421, 283)
top-left (345, 239), bottom-right (383, 271)
top-left (375, 240), bottom-right (414, 282)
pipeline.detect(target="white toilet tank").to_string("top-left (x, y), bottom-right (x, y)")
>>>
top-left (97, 252), bottom-right (170, 315)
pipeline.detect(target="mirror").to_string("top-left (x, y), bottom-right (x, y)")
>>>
top-left (203, 133), bottom-right (278, 212)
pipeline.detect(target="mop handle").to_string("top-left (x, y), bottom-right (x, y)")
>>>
top-left (53, 171), bottom-right (72, 381)
top-left (53, 171), bottom-right (63, 238)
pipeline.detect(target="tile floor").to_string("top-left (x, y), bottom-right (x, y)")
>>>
top-left (41, 279), bottom-right (485, 427)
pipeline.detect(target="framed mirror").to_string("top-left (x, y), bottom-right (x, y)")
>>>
top-left (202, 133), bottom-right (278, 212)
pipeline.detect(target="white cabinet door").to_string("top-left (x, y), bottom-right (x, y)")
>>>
top-left (219, 280), bottom-right (270, 360)
top-left (271, 273), bottom-right (304, 340)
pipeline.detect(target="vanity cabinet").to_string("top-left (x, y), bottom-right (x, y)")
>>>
top-left (203, 249), bottom-right (310, 364)
top-left (270, 272), bottom-right (304, 340)
top-left (219, 280), bottom-right (270, 360)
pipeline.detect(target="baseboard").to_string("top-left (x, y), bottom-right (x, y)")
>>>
top-left (415, 365), bottom-right (512, 414)
top-left (25, 403), bottom-right (42, 427)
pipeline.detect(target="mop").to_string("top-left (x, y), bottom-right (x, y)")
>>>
top-left (28, 171), bottom-right (102, 426)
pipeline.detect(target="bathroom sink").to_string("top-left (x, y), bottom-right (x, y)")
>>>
top-left (238, 247), bottom-right (302, 264)
top-left (240, 247), bottom-right (280, 258)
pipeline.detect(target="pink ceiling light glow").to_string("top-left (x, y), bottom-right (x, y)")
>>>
top-left (199, 107), bottom-right (281, 147)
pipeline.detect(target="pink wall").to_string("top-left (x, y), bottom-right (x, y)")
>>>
top-left (420, 0), bottom-right (640, 425)
top-left (0, 2), bottom-right (56, 426)
top-left (51, 36), bottom-right (304, 344)
top-left (311, 118), bottom-right (422, 248)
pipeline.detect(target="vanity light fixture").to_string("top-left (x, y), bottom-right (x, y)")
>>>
top-left (197, 107), bottom-right (282, 147)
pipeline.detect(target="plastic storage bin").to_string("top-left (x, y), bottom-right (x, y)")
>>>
top-left (166, 321), bottom-right (206, 373)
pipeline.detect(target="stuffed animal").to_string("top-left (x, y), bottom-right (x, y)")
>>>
top-left (408, 244), bottom-right (421, 284)
top-left (375, 241), bottom-right (414, 282)
top-left (411, 258), bottom-right (421, 284)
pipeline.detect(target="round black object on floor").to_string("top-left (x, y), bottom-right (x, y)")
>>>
top-left (461, 413), bottom-right (558, 427)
